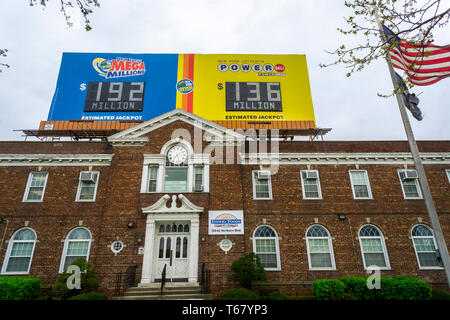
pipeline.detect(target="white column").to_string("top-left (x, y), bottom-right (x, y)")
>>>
top-left (188, 218), bottom-right (199, 283)
top-left (156, 164), bottom-right (164, 192)
top-left (139, 217), bottom-right (155, 285)
top-left (140, 165), bottom-right (149, 193)
top-left (203, 164), bottom-right (210, 192)
top-left (187, 165), bottom-right (194, 192)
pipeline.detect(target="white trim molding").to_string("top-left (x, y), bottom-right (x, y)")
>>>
top-left (142, 194), bottom-right (204, 214)
top-left (0, 154), bottom-right (114, 166)
top-left (108, 109), bottom-right (245, 146)
top-left (107, 137), bottom-right (149, 147)
top-left (240, 152), bottom-right (450, 165)
top-left (139, 194), bottom-right (203, 285)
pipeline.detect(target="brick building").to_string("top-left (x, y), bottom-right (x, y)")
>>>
top-left (0, 109), bottom-right (449, 297)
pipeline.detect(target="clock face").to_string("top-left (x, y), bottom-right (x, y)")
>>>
top-left (167, 145), bottom-right (188, 165)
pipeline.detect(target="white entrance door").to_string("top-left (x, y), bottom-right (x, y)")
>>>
top-left (154, 222), bottom-right (190, 282)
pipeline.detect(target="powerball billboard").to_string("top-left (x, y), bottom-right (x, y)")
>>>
top-left (48, 53), bottom-right (316, 124)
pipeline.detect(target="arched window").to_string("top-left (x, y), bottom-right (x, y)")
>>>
top-left (306, 225), bottom-right (336, 270)
top-left (158, 238), bottom-right (165, 259)
top-left (164, 144), bottom-right (189, 192)
top-left (142, 139), bottom-right (209, 193)
top-left (252, 225), bottom-right (280, 270)
top-left (1, 228), bottom-right (37, 274)
top-left (358, 225), bottom-right (390, 269)
top-left (176, 237), bottom-right (181, 258)
top-left (182, 237), bottom-right (188, 258)
top-left (411, 225), bottom-right (443, 269)
top-left (60, 227), bottom-right (92, 272)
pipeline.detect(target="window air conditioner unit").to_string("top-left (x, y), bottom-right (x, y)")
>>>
top-left (194, 184), bottom-right (204, 192)
top-left (303, 171), bottom-right (318, 179)
top-left (400, 170), bottom-right (418, 180)
top-left (80, 172), bottom-right (96, 182)
top-left (257, 171), bottom-right (270, 180)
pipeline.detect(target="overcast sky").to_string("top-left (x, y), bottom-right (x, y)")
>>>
top-left (0, 0), bottom-right (448, 142)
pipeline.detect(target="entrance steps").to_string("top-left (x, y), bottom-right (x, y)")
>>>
top-left (114, 284), bottom-right (213, 300)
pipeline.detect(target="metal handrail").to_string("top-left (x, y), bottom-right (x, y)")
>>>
top-left (161, 264), bottom-right (167, 295)
top-left (201, 263), bottom-right (210, 294)
top-left (115, 265), bottom-right (138, 296)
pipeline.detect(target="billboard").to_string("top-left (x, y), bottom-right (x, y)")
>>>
top-left (48, 53), bottom-right (316, 125)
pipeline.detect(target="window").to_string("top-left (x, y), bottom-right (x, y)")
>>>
top-left (76, 171), bottom-right (99, 201)
top-left (60, 227), bottom-right (92, 272)
top-left (306, 225), bottom-right (336, 270)
top-left (142, 140), bottom-right (209, 193)
top-left (253, 225), bottom-right (280, 270)
top-left (300, 170), bottom-right (322, 199)
top-left (358, 225), bottom-right (390, 269)
top-left (398, 169), bottom-right (422, 199)
top-left (23, 172), bottom-right (48, 202)
top-left (252, 170), bottom-right (272, 200)
top-left (148, 166), bottom-right (158, 192)
top-left (1, 228), bottom-right (37, 274)
top-left (194, 166), bottom-right (204, 191)
top-left (411, 225), bottom-right (443, 269)
top-left (111, 240), bottom-right (124, 255)
top-left (164, 145), bottom-right (189, 192)
top-left (349, 170), bottom-right (372, 199)
top-left (446, 170), bottom-right (450, 184)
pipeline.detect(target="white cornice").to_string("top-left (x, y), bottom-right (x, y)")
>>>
top-left (107, 137), bottom-right (149, 147)
top-left (0, 154), bottom-right (114, 166)
top-left (143, 153), bottom-right (210, 166)
top-left (108, 109), bottom-right (245, 146)
top-left (239, 152), bottom-right (450, 165)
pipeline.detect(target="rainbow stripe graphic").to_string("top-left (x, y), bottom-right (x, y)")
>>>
top-left (176, 54), bottom-right (195, 113)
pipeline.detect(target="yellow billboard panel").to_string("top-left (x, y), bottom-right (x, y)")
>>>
top-left (175, 54), bottom-right (316, 126)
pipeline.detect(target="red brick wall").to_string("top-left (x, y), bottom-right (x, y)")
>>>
top-left (0, 123), bottom-right (449, 297)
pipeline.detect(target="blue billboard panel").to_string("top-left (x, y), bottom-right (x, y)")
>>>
top-left (48, 53), bottom-right (179, 121)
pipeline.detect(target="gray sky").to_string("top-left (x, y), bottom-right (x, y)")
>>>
top-left (0, 0), bottom-right (449, 141)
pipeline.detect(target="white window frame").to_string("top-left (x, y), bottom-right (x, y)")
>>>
top-left (446, 169), bottom-right (450, 184)
top-left (252, 225), bottom-right (281, 271)
top-left (140, 139), bottom-right (210, 193)
top-left (398, 169), bottom-right (423, 199)
top-left (193, 166), bottom-right (204, 192)
top-left (349, 170), bottom-right (373, 199)
top-left (411, 224), bottom-right (443, 270)
top-left (305, 225), bottom-right (336, 271)
top-left (147, 166), bottom-right (159, 192)
top-left (75, 171), bottom-right (100, 202)
top-left (1, 228), bottom-right (37, 275)
top-left (300, 170), bottom-right (322, 200)
top-left (23, 172), bottom-right (48, 202)
top-left (252, 170), bottom-right (273, 200)
top-left (358, 225), bottom-right (391, 270)
top-left (59, 227), bottom-right (92, 273)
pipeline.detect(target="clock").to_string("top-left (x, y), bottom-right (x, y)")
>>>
top-left (167, 145), bottom-right (188, 165)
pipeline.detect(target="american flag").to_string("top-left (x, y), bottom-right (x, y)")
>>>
top-left (382, 25), bottom-right (450, 86)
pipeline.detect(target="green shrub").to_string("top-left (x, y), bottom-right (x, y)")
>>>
top-left (231, 253), bottom-right (266, 289)
top-left (52, 258), bottom-right (99, 300)
top-left (312, 279), bottom-right (346, 300)
top-left (331, 293), bottom-right (358, 300)
top-left (431, 289), bottom-right (450, 300)
top-left (337, 276), bottom-right (431, 300)
top-left (266, 291), bottom-right (287, 300)
top-left (67, 293), bottom-right (107, 300)
top-left (219, 288), bottom-right (258, 300)
top-left (340, 276), bottom-right (376, 300)
top-left (0, 276), bottom-right (41, 300)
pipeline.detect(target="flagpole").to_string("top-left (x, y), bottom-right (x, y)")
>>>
top-left (372, 8), bottom-right (450, 288)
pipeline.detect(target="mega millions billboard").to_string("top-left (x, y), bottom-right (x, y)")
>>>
top-left (48, 53), bottom-right (316, 124)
